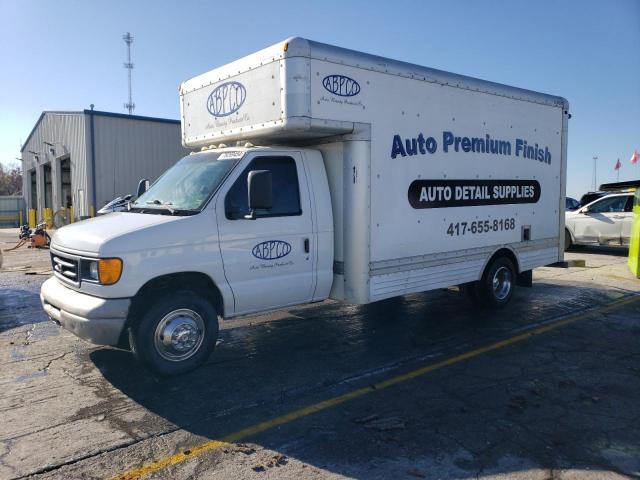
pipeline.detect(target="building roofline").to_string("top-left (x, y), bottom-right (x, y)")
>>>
top-left (20, 111), bottom-right (84, 152)
top-left (21, 110), bottom-right (181, 152)
top-left (83, 110), bottom-right (181, 125)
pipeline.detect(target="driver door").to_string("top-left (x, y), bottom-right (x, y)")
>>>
top-left (215, 152), bottom-right (315, 315)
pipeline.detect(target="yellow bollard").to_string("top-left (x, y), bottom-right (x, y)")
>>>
top-left (69, 206), bottom-right (74, 223)
top-left (28, 209), bottom-right (36, 228)
top-left (90, 205), bottom-right (95, 218)
top-left (19, 210), bottom-right (23, 226)
top-left (628, 189), bottom-right (640, 278)
top-left (43, 208), bottom-right (53, 229)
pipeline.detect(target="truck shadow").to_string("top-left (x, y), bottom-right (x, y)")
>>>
top-left (90, 281), bottom-right (639, 477)
top-left (568, 245), bottom-right (629, 257)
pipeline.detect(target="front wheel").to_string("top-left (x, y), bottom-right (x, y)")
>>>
top-left (130, 291), bottom-right (219, 375)
top-left (564, 229), bottom-right (576, 252)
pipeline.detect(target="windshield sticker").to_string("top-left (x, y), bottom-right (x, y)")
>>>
top-left (218, 151), bottom-right (244, 160)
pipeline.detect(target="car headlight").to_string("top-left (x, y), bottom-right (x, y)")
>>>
top-left (82, 258), bottom-right (123, 285)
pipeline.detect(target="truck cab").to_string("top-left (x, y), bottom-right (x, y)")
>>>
top-left (42, 146), bottom-right (333, 374)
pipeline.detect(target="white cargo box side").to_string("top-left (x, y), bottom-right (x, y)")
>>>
top-left (182, 38), bottom-right (568, 304)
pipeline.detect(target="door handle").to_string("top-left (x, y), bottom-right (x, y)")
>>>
top-left (304, 238), bottom-right (310, 253)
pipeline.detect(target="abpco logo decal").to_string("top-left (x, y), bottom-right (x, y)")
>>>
top-left (322, 75), bottom-right (360, 97)
top-left (252, 240), bottom-right (292, 260)
top-left (207, 81), bottom-right (247, 117)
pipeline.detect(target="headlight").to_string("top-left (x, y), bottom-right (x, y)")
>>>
top-left (86, 261), bottom-right (99, 281)
top-left (82, 258), bottom-right (123, 285)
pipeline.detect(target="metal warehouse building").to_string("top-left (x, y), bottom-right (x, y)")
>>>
top-left (21, 109), bottom-right (190, 222)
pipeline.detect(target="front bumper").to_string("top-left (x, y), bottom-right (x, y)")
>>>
top-left (40, 277), bottom-right (131, 346)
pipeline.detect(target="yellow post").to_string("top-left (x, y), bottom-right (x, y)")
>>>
top-left (43, 208), bottom-right (53, 229)
top-left (90, 205), bottom-right (95, 218)
top-left (19, 210), bottom-right (23, 226)
top-left (28, 209), bottom-right (36, 228)
top-left (628, 189), bottom-right (640, 278)
top-left (69, 206), bottom-right (74, 223)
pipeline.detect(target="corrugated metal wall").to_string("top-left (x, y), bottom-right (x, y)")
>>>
top-left (0, 196), bottom-right (25, 227)
top-left (91, 115), bottom-right (190, 209)
top-left (21, 111), bottom-right (190, 221)
top-left (20, 112), bottom-right (89, 218)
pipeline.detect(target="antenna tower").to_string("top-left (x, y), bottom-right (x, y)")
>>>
top-left (123, 32), bottom-right (135, 115)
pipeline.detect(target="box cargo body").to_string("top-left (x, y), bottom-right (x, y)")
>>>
top-left (180, 37), bottom-right (568, 304)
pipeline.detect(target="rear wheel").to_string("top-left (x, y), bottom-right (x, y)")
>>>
top-left (467, 256), bottom-right (516, 308)
top-left (129, 290), bottom-right (219, 376)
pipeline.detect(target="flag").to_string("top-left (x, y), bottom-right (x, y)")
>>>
top-left (615, 158), bottom-right (621, 170)
top-left (632, 149), bottom-right (639, 165)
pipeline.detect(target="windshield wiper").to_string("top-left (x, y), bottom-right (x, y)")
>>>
top-left (145, 199), bottom-right (175, 214)
top-left (128, 199), bottom-right (199, 216)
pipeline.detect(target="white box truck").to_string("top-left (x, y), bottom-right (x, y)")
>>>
top-left (40, 38), bottom-right (569, 374)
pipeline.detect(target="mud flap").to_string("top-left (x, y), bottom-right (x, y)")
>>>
top-left (516, 270), bottom-right (532, 287)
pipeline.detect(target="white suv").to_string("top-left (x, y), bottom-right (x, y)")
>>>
top-left (565, 193), bottom-right (634, 249)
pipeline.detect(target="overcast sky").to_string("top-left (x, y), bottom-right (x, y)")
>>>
top-left (1, 0), bottom-right (638, 198)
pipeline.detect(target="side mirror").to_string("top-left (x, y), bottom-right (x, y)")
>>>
top-left (580, 206), bottom-right (590, 214)
top-left (136, 178), bottom-right (150, 198)
top-left (245, 170), bottom-right (272, 219)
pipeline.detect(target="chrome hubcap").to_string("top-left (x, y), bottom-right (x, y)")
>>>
top-left (492, 266), bottom-right (512, 301)
top-left (154, 309), bottom-right (205, 361)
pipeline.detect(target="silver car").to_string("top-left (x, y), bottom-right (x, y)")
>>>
top-left (564, 193), bottom-right (634, 249)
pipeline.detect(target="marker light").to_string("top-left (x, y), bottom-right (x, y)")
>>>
top-left (98, 258), bottom-right (123, 285)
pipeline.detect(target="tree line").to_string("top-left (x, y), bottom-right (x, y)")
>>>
top-left (0, 163), bottom-right (22, 196)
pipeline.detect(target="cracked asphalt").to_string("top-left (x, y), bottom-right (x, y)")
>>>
top-left (1, 228), bottom-right (640, 480)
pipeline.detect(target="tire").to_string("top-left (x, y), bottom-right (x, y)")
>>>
top-left (476, 256), bottom-right (516, 308)
top-left (129, 290), bottom-right (219, 376)
top-left (564, 229), bottom-right (572, 252)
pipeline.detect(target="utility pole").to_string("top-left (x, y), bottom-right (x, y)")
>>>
top-left (123, 32), bottom-right (135, 115)
top-left (592, 156), bottom-right (598, 191)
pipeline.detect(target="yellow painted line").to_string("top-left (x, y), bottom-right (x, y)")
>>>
top-left (112, 294), bottom-right (640, 480)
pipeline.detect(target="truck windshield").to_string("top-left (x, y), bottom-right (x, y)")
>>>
top-left (131, 151), bottom-right (241, 214)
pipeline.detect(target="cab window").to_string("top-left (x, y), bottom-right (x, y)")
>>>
top-left (225, 156), bottom-right (302, 220)
top-left (588, 196), bottom-right (628, 213)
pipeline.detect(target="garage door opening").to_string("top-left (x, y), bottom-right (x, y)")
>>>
top-left (59, 157), bottom-right (72, 208)
top-left (30, 170), bottom-right (37, 210)
top-left (43, 164), bottom-right (52, 210)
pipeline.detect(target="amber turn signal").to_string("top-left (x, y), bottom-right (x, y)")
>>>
top-left (98, 258), bottom-right (123, 285)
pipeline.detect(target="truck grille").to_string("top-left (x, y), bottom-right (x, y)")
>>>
top-left (51, 253), bottom-right (79, 282)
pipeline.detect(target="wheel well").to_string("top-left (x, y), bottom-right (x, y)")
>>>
top-left (118, 272), bottom-right (224, 348)
top-left (565, 227), bottom-right (574, 243)
top-left (486, 248), bottom-right (520, 275)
